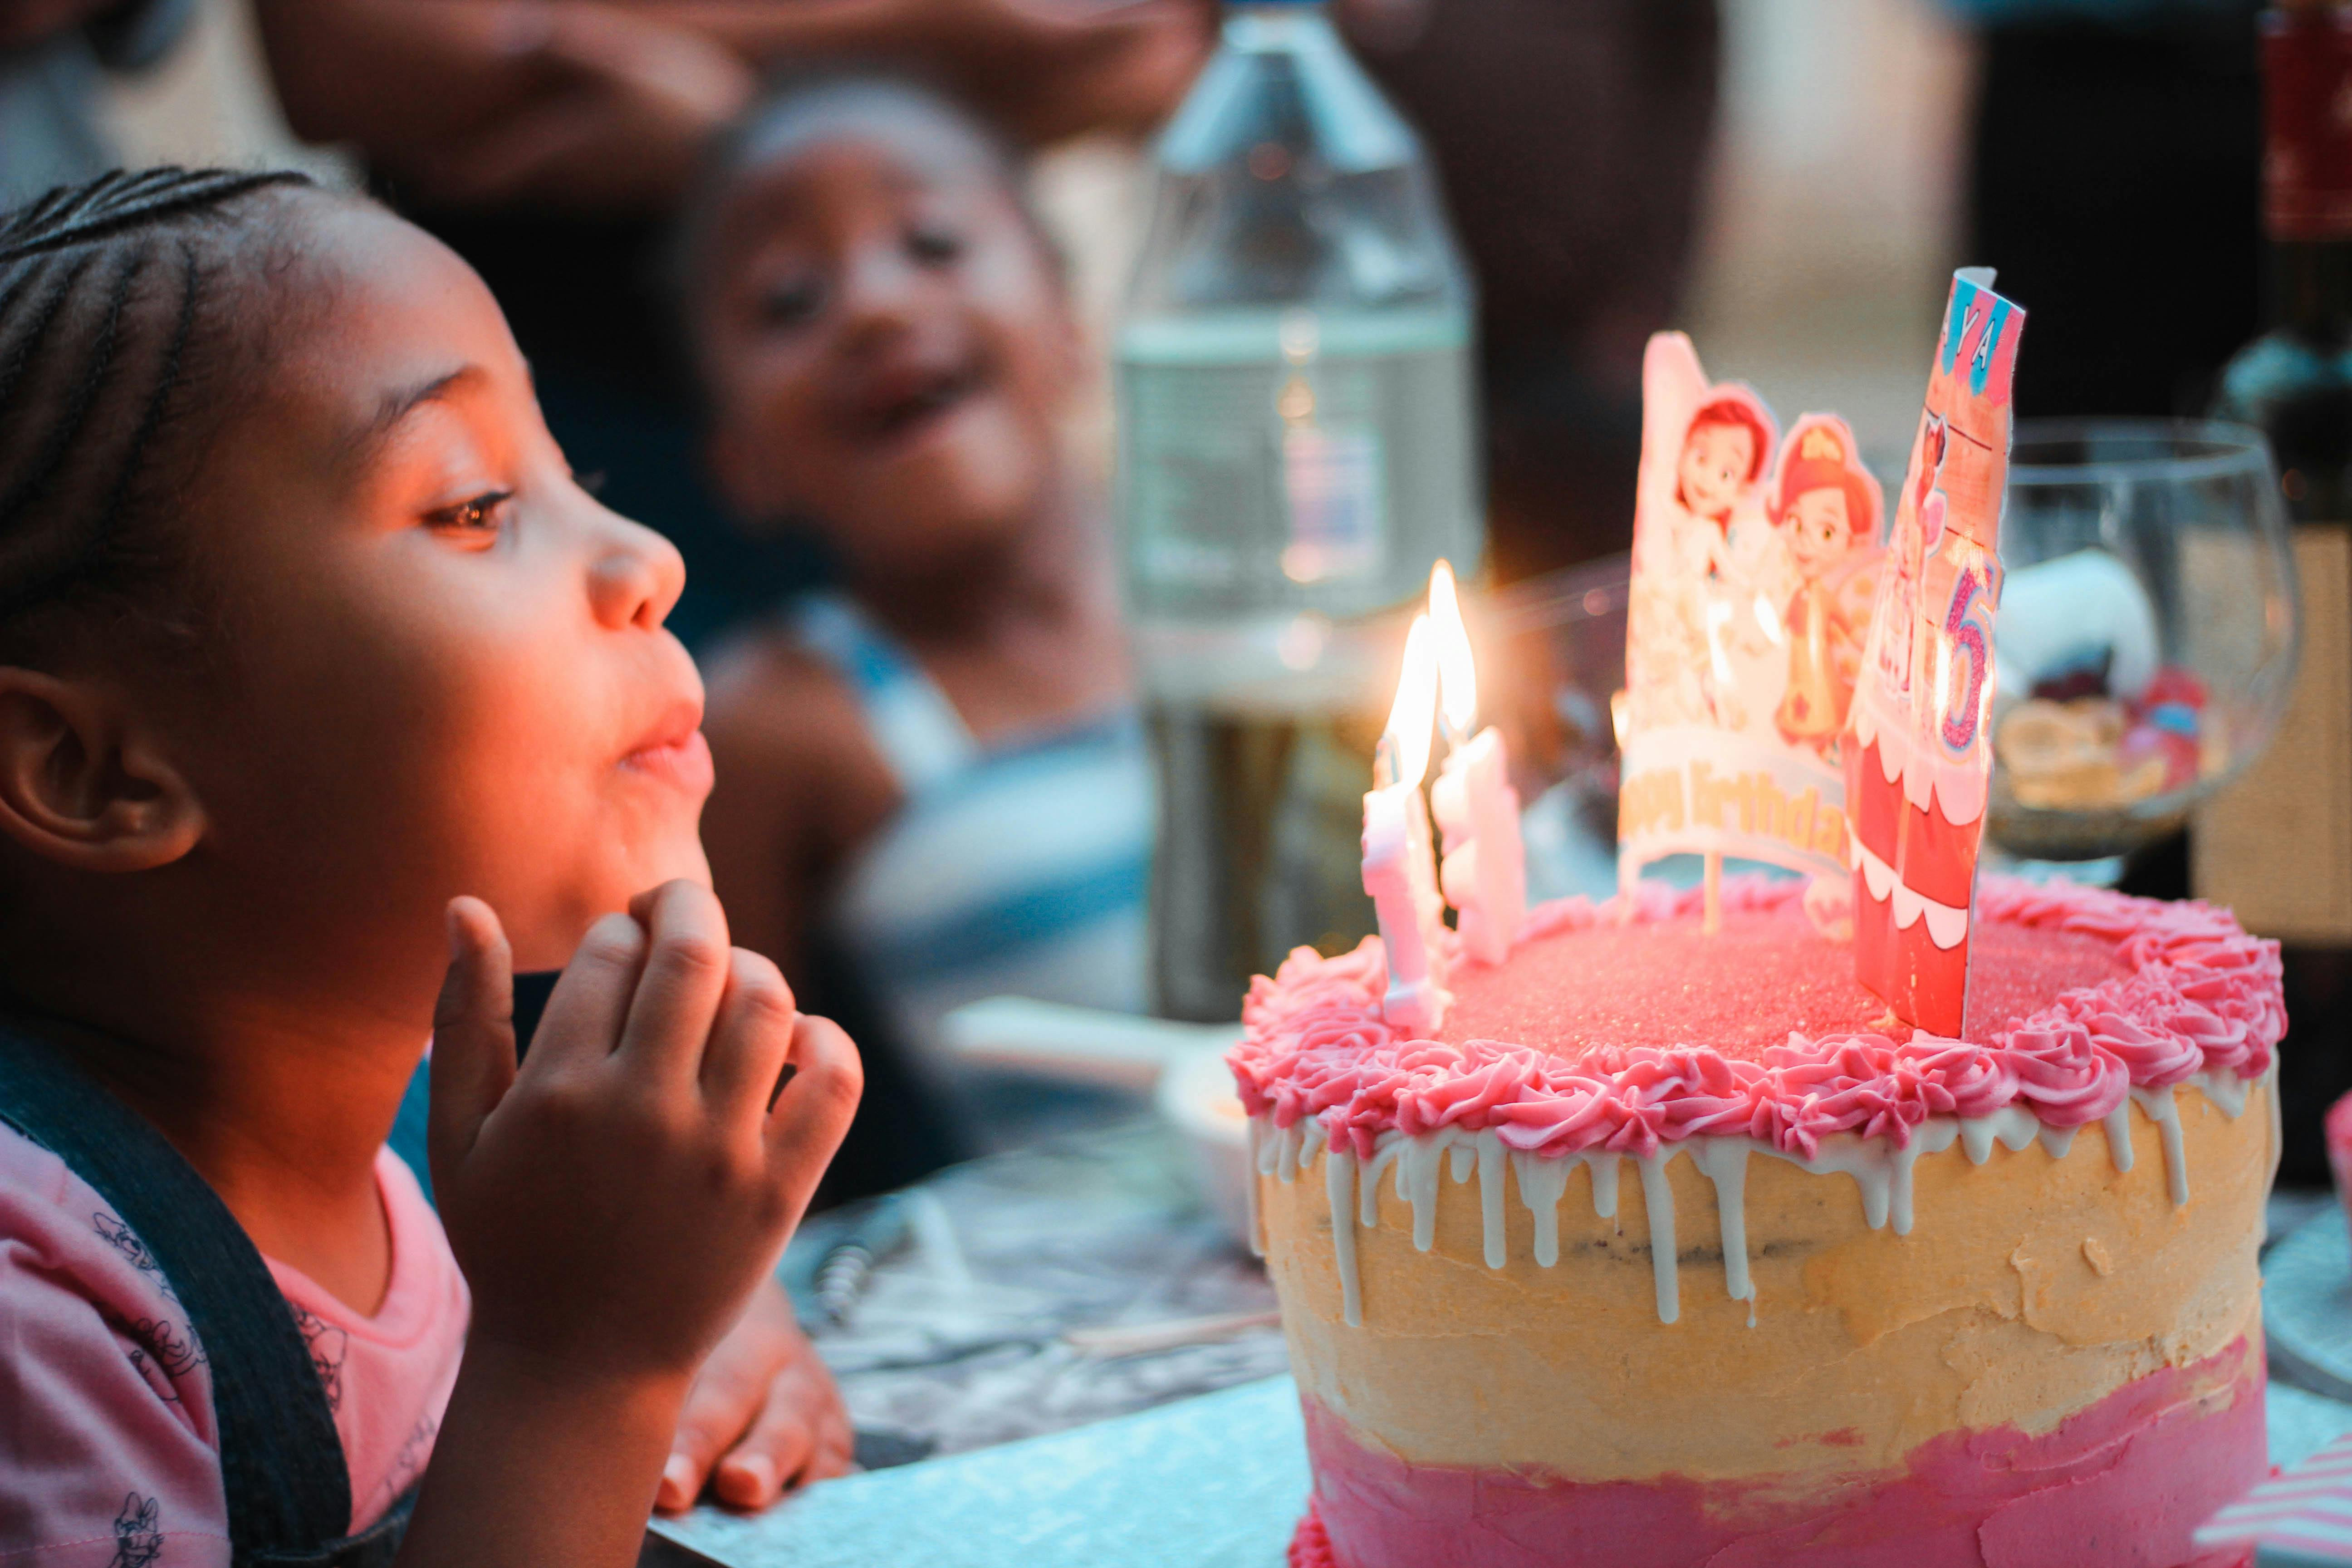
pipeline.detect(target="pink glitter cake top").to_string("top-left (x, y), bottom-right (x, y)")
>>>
top-left (1229, 877), bottom-right (2284, 1161)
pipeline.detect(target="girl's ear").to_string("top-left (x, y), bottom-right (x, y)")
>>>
top-left (0, 668), bottom-right (204, 873)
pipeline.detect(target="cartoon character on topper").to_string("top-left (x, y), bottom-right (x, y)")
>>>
top-left (1772, 416), bottom-right (1884, 755)
top-left (1676, 395), bottom-right (1774, 540)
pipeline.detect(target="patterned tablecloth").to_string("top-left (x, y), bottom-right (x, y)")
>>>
top-left (645, 1121), bottom-right (2352, 1568)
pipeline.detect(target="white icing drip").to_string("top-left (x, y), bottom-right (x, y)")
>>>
top-left (1637, 1153), bottom-right (1679, 1324)
top-left (1790, 1135), bottom-right (1892, 1230)
top-left (2131, 1086), bottom-right (2189, 1206)
top-left (1956, 1106), bottom-right (2045, 1166)
top-left (1588, 1152), bottom-right (1621, 1220)
top-left (1245, 1117), bottom-right (1266, 1258)
top-left (1275, 1064), bottom-right (2262, 1331)
top-left (1513, 1150), bottom-right (1573, 1267)
top-left (1689, 1139), bottom-right (1757, 1320)
top-left (1399, 1136), bottom-right (1446, 1251)
top-left (2103, 1104), bottom-right (2135, 1175)
top-left (1361, 1139), bottom-right (1396, 1228)
top-left (2264, 1058), bottom-right (2284, 1205)
top-left (1477, 1137), bottom-right (1508, 1269)
top-left (1325, 1146), bottom-right (1362, 1327)
top-left (2198, 1068), bottom-right (2252, 1120)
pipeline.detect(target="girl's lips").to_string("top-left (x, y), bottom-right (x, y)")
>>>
top-left (620, 728), bottom-right (715, 797)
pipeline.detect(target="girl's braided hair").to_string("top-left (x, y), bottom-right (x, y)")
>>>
top-left (0, 166), bottom-right (314, 665)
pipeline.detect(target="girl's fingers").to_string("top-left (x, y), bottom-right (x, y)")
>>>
top-left (529, 911), bottom-right (648, 1076)
top-left (617, 880), bottom-right (735, 1085)
top-left (656, 1330), bottom-right (779, 1513)
top-left (712, 1364), bottom-right (828, 1509)
top-left (804, 1406), bottom-right (856, 1486)
top-left (761, 1016), bottom-right (864, 1207)
top-left (701, 948), bottom-right (797, 1123)
top-left (427, 897), bottom-right (518, 1188)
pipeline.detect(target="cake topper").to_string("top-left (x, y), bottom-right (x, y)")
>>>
top-left (1844, 268), bottom-right (2026, 1034)
top-left (1617, 333), bottom-right (1886, 927)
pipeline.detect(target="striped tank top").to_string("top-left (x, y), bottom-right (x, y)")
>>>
top-left (790, 593), bottom-right (1155, 1058)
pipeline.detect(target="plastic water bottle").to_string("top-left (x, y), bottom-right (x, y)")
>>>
top-left (1117, 0), bottom-right (1481, 693)
top-left (1117, 1), bottom-right (1482, 1019)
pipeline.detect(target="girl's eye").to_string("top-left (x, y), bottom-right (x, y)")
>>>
top-left (430, 490), bottom-right (513, 534)
top-left (759, 274), bottom-right (826, 327)
top-left (907, 223), bottom-right (963, 265)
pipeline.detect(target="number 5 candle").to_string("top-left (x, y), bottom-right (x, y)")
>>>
top-left (1363, 615), bottom-right (1450, 1034)
top-left (1427, 562), bottom-right (1527, 965)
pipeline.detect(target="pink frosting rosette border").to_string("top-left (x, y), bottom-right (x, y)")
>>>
top-left (1227, 877), bottom-right (2283, 1162)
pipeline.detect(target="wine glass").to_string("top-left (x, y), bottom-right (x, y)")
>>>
top-left (1485, 557), bottom-right (1631, 902)
top-left (1986, 419), bottom-right (2300, 879)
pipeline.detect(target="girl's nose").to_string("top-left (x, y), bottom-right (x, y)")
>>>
top-left (587, 509), bottom-right (687, 632)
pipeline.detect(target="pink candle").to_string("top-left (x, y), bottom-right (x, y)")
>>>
top-left (1363, 615), bottom-right (1449, 1034)
top-left (1433, 726), bottom-right (1525, 965)
top-left (1427, 562), bottom-right (1527, 965)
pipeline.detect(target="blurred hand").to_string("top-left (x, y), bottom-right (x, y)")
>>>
top-left (656, 1278), bottom-right (853, 1513)
top-left (256, 0), bottom-right (754, 214)
top-left (0, 0), bottom-right (120, 52)
top-left (436, 5), bottom-right (755, 210)
top-left (428, 881), bottom-right (862, 1388)
top-left (910, 0), bottom-right (1213, 142)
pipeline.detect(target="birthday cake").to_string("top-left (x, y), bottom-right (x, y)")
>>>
top-left (1230, 876), bottom-right (2282, 1568)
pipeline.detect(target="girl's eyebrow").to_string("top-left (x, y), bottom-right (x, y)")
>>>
top-left (341, 363), bottom-right (492, 468)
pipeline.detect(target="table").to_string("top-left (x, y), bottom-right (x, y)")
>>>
top-left (647, 1122), bottom-right (2352, 1567)
top-left (774, 1117), bottom-right (1283, 1459)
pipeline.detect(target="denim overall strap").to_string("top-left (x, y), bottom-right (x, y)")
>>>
top-left (0, 1018), bottom-right (416, 1566)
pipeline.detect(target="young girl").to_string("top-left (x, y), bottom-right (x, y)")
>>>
top-left (0, 168), bottom-right (863, 1564)
top-left (681, 80), bottom-right (1153, 1128)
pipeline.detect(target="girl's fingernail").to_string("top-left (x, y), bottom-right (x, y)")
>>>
top-left (661, 1453), bottom-right (696, 1505)
top-left (725, 1454), bottom-right (778, 1499)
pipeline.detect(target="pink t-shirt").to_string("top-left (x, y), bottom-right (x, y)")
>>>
top-left (0, 1122), bottom-right (468, 1565)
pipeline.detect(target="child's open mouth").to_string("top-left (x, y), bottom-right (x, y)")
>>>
top-left (852, 359), bottom-right (989, 445)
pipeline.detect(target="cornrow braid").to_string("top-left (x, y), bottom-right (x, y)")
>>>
top-left (0, 166), bottom-right (313, 659)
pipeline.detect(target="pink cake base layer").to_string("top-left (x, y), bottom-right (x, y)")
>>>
top-left (1232, 877), bottom-right (2284, 1162)
top-left (1291, 1338), bottom-right (2267, 1568)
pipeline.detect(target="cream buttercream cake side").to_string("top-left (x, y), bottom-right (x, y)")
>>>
top-left (1231, 877), bottom-right (2283, 1568)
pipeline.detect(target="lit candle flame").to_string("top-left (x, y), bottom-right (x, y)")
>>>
top-left (1382, 614), bottom-right (1439, 789)
top-left (1429, 560), bottom-right (1478, 739)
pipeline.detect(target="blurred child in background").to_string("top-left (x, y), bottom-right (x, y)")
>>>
top-left (683, 78), bottom-right (1153, 1147)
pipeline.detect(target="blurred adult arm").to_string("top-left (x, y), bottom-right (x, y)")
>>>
top-left (0, 0), bottom-right (193, 62)
top-left (255, 0), bottom-right (757, 212)
top-left (616, 0), bottom-right (1211, 141)
top-left (0, 0), bottom-right (120, 51)
top-left (255, 0), bottom-right (1209, 216)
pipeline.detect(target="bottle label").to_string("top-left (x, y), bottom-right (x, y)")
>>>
top-left (2265, 8), bottom-right (2352, 240)
top-left (2195, 523), bottom-right (2352, 941)
top-left (1280, 426), bottom-right (1385, 583)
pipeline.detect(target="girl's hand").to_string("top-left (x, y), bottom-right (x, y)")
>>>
top-left (657, 1279), bottom-right (853, 1512)
top-left (428, 882), bottom-right (862, 1390)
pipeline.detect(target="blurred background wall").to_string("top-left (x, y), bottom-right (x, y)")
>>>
top-left (1685, 0), bottom-right (1977, 468)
